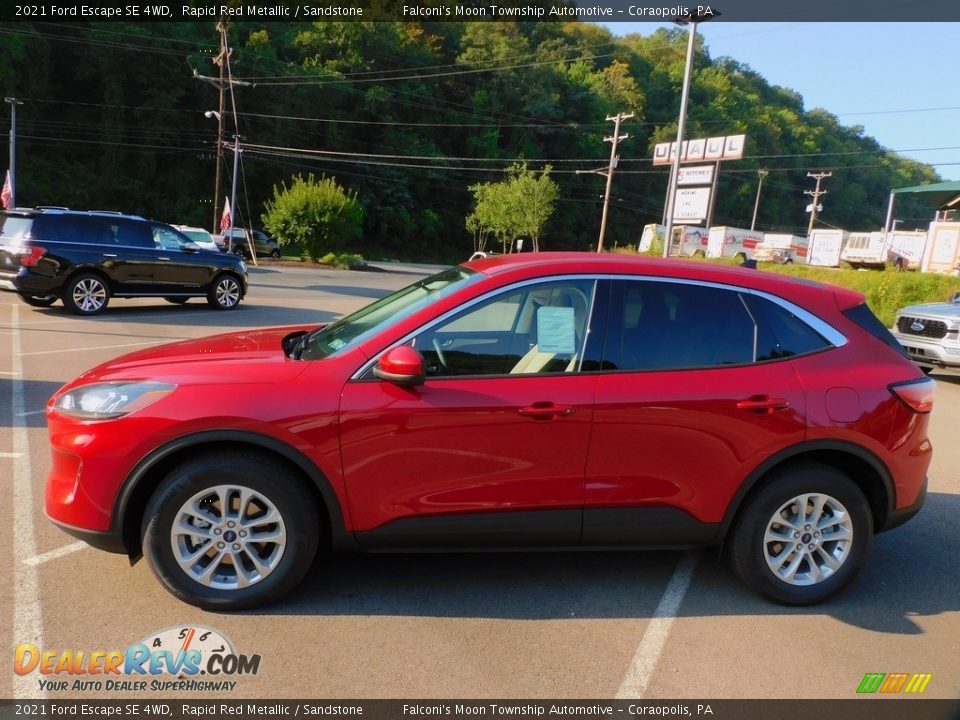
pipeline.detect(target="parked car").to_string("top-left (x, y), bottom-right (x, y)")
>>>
top-left (173, 225), bottom-right (220, 253)
top-left (44, 253), bottom-right (933, 609)
top-left (0, 208), bottom-right (247, 315)
top-left (891, 291), bottom-right (960, 372)
top-left (217, 227), bottom-right (281, 259)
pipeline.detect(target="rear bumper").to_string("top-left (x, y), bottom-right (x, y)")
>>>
top-left (879, 476), bottom-right (927, 533)
top-left (46, 512), bottom-right (127, 554)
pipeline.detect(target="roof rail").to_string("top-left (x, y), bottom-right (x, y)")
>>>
top-left (89, 210), bottom-right (125, 215)
top-left (34, 205), bottom-right (70, 210)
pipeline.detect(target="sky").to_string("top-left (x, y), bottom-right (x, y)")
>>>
top-left (599, 22), bottom-right (960, 183)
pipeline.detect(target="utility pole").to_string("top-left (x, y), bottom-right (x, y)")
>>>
top-left (211, 22), bottom-right (228, 234)
top-left (750, 169), bottom-right (768, 231)
top-left (5, 97), bottom-right (23, 207)
top-left (195, 21), bottom-right (251, 233)
top-left (596, 112), bottom-right (633, 253)
top-left (805, 171), bottom-right (831, 237)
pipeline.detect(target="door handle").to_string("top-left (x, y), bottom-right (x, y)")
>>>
top-left (101, 253), bottom-right (118, 258)
top-left (518, 402), bottom-right (576, 420)
top-left (736, 396), bottom-right (790, 413)
top-left (158, 256), bottom-right (171, 261)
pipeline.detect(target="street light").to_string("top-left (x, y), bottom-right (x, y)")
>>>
top-left (750, 169), bottom-right (768, 231)
top-left (206, 110), bottom-right (241, 259)
top-left (662, 9), bottom-right (719, 258)
top-left (204, 110), bottom-right (224, 234)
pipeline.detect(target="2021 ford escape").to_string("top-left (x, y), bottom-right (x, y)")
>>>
top-left (43, 253), bottom-right (933, 609)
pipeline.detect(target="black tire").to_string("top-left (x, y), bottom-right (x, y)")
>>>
top-left (728, 463), bottom-right (873, 605)
top-left (141, 452), bottom-right (320, 610)
top-left (163, 297), bottom-right (189, 304)
top-left (206, 273), bottom-right (242, 310)
top-left (61, 273), bottom-right (110, 316)
top-left (270, 249), bottom-right (281, 259)
top-left (19, 294), bottom-right (58, 308)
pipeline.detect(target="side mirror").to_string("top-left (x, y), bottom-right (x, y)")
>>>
top-left (374, 346), bottom-right (425, 385)
top-left (182, 241), bottom-right (200, 253)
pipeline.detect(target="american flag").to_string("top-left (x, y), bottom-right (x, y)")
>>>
top-left (1, 170), bottom-right (12, 210)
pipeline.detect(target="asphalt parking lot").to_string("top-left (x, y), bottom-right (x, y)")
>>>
top-left (2, 263), bottom-right (959, 701)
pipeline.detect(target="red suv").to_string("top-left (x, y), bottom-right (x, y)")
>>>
top-left (44, 253), bottom-right (933, 609)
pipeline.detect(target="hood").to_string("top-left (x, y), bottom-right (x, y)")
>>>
top-left (74, 326), bottom-right (320, 384)
top-left (899, 301), bottom-right (960, 320)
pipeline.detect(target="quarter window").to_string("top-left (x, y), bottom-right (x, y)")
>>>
top-left (743, 294), bottom-right (831, 360)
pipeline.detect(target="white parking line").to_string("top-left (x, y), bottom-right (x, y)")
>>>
top-left (10, 303), bottom-right (46, 700)
top-left (0, 452), bottom-right (24, 458)
top-left (20, 340), bottom-right (160, 357)
top-left (15, 410), bottom-right (45, 417)
top-left (24, 542), bottom-right (88, 567)
top-left (615, 552), bottom-right (699, 699)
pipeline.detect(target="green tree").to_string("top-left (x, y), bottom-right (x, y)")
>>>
top-left (262, 174), bottom-right (363, 262)
top-left (467, 163), bottom-right (559, 253)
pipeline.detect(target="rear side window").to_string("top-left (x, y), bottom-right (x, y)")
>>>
top-left (607, 280), bottom-right (755, 371)
top-left (743, 294), bottom-right (831, 360)
top-left (97, 219), bottom-right (153, 248)
top-left (0, 215), bottom-right (32, 239)
top-left (32, 215), bottom-right (100, 245)
top-left (843, 302), bottom-right (910, 359)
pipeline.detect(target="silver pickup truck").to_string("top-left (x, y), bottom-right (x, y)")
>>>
top-left (892, 291), bottom-right (960, 372)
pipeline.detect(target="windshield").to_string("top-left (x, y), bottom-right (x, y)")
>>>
top-left (182, 230), bottom-right (213, 244)
top-left (0, 215), bottom-right (32, 240)
top-left (300, 266), bottom-right (480, 360)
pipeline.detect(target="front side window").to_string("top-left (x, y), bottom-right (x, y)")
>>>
top-left (152, 225), bottom-right (192, 251)
top-left (411, 279), bottom-right (596, 377)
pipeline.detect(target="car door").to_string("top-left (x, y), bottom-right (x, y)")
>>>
top-left (582, 278), bottom-right (808, 544)
top-left (151, 224), bottom-right (214, 292)
top-left (94, 218), bottom-right (157, 294)
top-left (337, 277), bottom-right (606, 548)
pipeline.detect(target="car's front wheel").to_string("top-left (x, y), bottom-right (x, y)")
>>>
top-left (728, 464), bottom-right (872, 605)
top-left (141, 453), bottom-right (320, 610)
top-left (62, 273), bottom-right (110, 315)
top-left (207, 274), bottom-right (242, 310)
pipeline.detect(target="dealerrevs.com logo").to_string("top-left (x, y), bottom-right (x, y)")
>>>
top-left (13, 626), bottom-right (261, 693)
top-left (856, 673), bottom-right (932, 694)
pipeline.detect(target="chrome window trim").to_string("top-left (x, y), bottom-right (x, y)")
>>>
top-left (350, 272), bottom-right (848, 380)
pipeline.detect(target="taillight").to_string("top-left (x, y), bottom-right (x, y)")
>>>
top-left (889, 378), bottom-right (935, 414)
top-left (21, 245), bottom-right (46, 267)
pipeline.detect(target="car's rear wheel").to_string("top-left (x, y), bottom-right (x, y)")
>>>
top-left (163, 297), bottom-right (189, 304)
top-left (62, 273), bottom-right (110, 315)
top-left (270, 249), bottom-right (281, 259)
top-left (141, 453), bottom-right (319, 610)
top-left (20, 294), bottom-right (58, 308)
top-left (728, 464), bottom-right (872, 605)
top-left (207, 274), bottom-right (242, 310)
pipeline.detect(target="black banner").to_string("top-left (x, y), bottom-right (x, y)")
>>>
top-left (2, 700), bottom-right (960, 720)
top-left (3, 0), bottom-right (960, 23)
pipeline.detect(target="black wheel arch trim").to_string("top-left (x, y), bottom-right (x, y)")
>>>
top-left (718, 439), bottom-right (896, 540)
top-left (111, 429), bottom-right (346, 555)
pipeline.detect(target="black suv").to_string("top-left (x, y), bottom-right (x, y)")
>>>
top-left (0, 209), bottom-right (247, 315)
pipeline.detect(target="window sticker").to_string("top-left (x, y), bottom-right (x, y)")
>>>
top-left (537, 306), bottom-right (576, 354)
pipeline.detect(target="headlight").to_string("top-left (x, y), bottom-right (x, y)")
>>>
top-left (54, 381), bottom-right (176, 420)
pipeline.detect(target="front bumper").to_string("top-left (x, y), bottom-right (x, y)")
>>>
top-left (892, 332), bottom-right (960, 369)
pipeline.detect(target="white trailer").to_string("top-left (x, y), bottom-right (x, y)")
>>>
top-left (754, 233), bottom-right (810, 264)
top-left (921, 222), bottom-right (960, 274)
top-left (807, 229), bottom-right (848, 267)
top-left (638, 223), bottom-right (665, 253)
top-left (840, 231), bottom-right (886, 268)
top-left (706, 226), bottom-right (764, 260)
top-left (886, 230), bottom-right (928, 270)
top-left (669, 225), bottom-right (710, 257)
